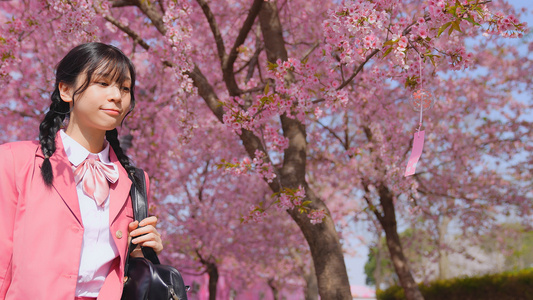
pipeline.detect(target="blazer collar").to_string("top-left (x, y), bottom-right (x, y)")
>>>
top-left (36, 132), bottom-right (132, 226)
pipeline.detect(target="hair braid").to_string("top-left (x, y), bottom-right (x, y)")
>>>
top-left (106, 129), bottom-right (136, 177)
top-left (38, 95), bottom-right (68, 186)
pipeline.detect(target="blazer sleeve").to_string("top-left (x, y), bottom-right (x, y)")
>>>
top-left (0, 144), bottom-right (19, 297)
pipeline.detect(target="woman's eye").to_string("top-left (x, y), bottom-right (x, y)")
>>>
top-left (122, 87), bottom-right (131, 93)
top-left (97, 82), bottom-right (109, 86)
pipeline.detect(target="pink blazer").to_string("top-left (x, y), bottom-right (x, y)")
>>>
top-left (0, 135), bottom-right (147, 299)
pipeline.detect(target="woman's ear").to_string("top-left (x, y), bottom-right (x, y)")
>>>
top-left (58, 82), bottom-right (73, 103)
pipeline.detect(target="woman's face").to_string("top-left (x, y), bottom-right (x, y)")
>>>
top-left (60, 69), bottom-right (132, 134)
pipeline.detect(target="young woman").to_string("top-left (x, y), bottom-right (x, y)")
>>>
top-left (0, 42), bottom-right (163, 299)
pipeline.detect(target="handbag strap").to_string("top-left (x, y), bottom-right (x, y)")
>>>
top-left (124, 168), bottom-right (160, 275)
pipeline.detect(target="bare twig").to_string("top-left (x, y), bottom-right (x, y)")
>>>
top-left (316, 120), bottom-right (346, 149)
top-left (300, 41), bottom-right (320, 62)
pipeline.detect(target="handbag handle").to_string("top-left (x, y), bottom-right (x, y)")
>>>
top-left (124, 168), bottom-right (160, 275)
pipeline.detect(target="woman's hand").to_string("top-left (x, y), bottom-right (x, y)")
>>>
top-left (128, 216), bottom-right (163, 256)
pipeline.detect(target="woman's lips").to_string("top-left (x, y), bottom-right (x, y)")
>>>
top-left (101, 108), bottom-right (120, 116)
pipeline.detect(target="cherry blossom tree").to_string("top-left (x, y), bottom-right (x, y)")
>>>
top-left (0, 0), bottom-right (529, 299)
top-left (149, 116), bottom-right (311, 299)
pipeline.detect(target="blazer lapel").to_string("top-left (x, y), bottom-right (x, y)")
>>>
top-left (108, 147), bottom-right (132, 225)
top-left (41, 133), bottom-right (83, 225)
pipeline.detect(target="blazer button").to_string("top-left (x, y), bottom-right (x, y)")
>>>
top-left (116, 230), bottom-right (123, 239)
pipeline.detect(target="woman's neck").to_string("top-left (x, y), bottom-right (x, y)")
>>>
top-left (64, 125), bottom-right (106, 153)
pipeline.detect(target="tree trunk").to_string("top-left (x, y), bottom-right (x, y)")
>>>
top-left (437, 216), bottom-right (450, 280)
top-left (285, 186), bottom-right (352, 299)
top-left (377, 185), bottom-right (424, 300)
top-left (268, 278), bottom-right (279, 300)
top-left (206, 262), bottom-right (219, 300)
top-left (373, 234), bottom-right (383, 290)
top-left (290, 247), bottom-right (318, 300)
top-left (126, 1), bottom-right (350, 297)
top-left (303, 262), bottom-right (319, 300)
top-left (258, 2), bottom-right (352, 298)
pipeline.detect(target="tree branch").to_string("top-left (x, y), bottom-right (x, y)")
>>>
top-left (337, 49), bottom-right (380, 90)
top-left (187, 64), bottom-right (281, 192)
top-left (131, 0), bottom-right (167, 35)
top-left (259, 1), bottom-right (308, 186)
top-left (244, 43), bottom-right (263, 83)
top-left (115, 0), bottom-right (279, 194)
top-left (197, 160), bottom-right (210, 202)
top-left (196, 0), bottom-right (227, 64)
top-left (316, 120), bottom-right (346, 149)
top-left (224, 0), bottom-right (263, 94)
top-left (110, 0), bottom-right (134, 7)
top-left (362, 181), bottom-right (384, 223)
top-left (187, 65), bottom-right (224, 122)
top-left (102, 14), bottom-right (150, 50)
top-left (301, 41), bottom-right (320, 62)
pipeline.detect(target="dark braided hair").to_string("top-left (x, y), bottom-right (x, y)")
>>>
top-left (106, 128), bottom-right (136, 176)
top-left (39, 42), bottom-right (137, 186)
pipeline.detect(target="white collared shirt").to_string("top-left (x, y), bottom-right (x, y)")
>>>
top-left (60, 130), bottom-right (120, 297)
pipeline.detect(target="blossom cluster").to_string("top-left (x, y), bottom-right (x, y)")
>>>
top-left (268, 58), bottom-right (349, 112)
top-left (323, 0), bottom-right (391, 65)
top-left (308, 209), bottom-right (327, 225)
top-left (48, 0), bottom-right (100, 42)
top-left (321, 0), bottom-right (528, 87)
top-left (489, 12), bottom-right (527, 38)
top-left (243, 186), bottom-right (325, 225)
top-left (0, 35), bottom-right (19, 85)
top-left (160, 0), bottom-right (194, 86)
top-left (217, 150), bottom-right (277, 183)
top-left (241, 205), bottom-right (268, 223)
top-left (276, 186), bottom-right (307, 211)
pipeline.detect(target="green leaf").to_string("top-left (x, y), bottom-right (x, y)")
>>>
top-left (452, 19), bottom-right (462, 33)
top-left (429, 56), bottom-right (436, 67)
top-left (382, 47), bottom-right (393, 58)
top-left (336, 10), bottom-right (348, 17)
top-left (267, 61), bottom-right (278, 71)
top-left (264, 82), bottom-right (269, 95)
top-left (383, 39), bottom-right (397, 46)
top-left (437, 22), bottom-right (452, 37)
top-left (448, 5), bottom-right (458, 17)
top-left (302, 201), bottom-right (312, 206)
top-left (464, 16), bottom-right (480, 26)
top-left (260, 96), bottom-right (270, 105)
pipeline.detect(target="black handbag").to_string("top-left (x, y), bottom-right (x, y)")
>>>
top-left (121, 168), bottom-right (189, 300)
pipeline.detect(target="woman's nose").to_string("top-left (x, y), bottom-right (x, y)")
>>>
top-left (108, 85), bottom-right (122, 101)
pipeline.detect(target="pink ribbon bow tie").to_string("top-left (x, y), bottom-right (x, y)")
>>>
top-left (74, 154), bottom-right (119, 206)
